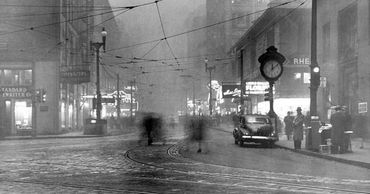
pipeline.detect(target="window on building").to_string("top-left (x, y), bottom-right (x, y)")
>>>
top-left (0, 69), bottom-right (33, 86)
top-left (19, 70), bottom-right (32, 86)
top-left (3, 70), bottom-right (13, 85)
top-left (338, 3), bottom-right (358, 62)
top-left (322, 22), bottom-right (330, 63)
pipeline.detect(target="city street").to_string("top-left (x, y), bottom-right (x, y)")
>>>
top-left (0, 126), bottom-right (369, 193)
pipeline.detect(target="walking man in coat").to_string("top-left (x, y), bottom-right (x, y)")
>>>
top-left (293, 107), bottom-right (305, 149)
top-left (284, 111), bottom-right (294, 140)
top-left (330, 106), bottom-right (346, 154)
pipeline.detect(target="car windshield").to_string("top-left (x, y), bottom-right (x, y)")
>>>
top-left (245, 116), bottom-right (270, 124)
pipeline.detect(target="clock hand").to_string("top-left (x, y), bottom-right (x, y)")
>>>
top-left (271, 64), bottom-right (278, 70)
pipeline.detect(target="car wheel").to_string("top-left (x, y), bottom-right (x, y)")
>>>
top-left (263, 141), bottom-right (274, 148)
top-left (239, 140), bottom-right (244, 147)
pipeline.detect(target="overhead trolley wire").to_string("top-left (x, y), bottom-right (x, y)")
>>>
top-left (106, 0), bottom-right (299, 53)
top-left (155, 1), bottom-right (180, 66)
top-left (0, 0), bottom-right (162, 37)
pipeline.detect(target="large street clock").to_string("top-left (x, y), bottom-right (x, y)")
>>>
top-left (261, 59), bottom-right (283, 81)
top-left (258, 46), bottom-right (286, 82)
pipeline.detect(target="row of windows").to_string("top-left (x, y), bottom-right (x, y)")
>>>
top-left (0, 69), bottom-right (32, 86)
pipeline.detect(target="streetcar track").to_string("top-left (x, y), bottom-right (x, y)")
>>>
top-left (124, 143), bottom-right (370, 193)
top-left (0, 179), bottom-right (156, 194)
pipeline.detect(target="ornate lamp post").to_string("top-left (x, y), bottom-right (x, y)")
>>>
top-left (90, 27), bottom-right (107, 120)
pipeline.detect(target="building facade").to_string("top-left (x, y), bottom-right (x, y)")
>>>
top-left (231, 5), bottom-right (311, 118)
top-left (201, 0), bottom-right (271, 115)
top-left (0, 0), bottom-right (60, 136)
top-left (317, 0), bottom-right (370, 134)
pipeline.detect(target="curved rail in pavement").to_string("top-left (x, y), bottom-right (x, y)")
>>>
top-left (124, 143), bottom-right (370, 194)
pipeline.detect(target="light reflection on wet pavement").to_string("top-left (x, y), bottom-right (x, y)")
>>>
top-left (0, 133), bottom-right (369, 193)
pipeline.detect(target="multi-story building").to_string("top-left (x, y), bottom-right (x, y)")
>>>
top-left (317, 0), bottom-right (370, 130)
top-left (0, 0), bottom-right (60, 136)
top-left (231, 2), bottom-right (311, 118)
top-left (0, 0), bottom-right (123, 136)
top-left (60, 0), bottom-right (126, 128)
top-left (193, 0), bottom-right (271, 115)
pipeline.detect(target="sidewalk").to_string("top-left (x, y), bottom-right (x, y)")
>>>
top-left (0, 126), bottom-right (138, 141)
top-left (275, 134), bottom-right (370, 169)
top-left (214, 124), bottom-right (370, 169)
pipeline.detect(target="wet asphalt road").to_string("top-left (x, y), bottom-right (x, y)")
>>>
top-left (0, 126), bottom-right (369, 193)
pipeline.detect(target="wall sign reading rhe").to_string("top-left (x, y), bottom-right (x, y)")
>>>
top-left (0, 87), bottom-right (32, 98)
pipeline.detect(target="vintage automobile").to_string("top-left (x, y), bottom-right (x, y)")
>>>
top-left (233, 114), bottom-right (278, 147)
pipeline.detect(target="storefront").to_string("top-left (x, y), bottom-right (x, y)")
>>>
top-left (0, 69), bottom-right (33, 136)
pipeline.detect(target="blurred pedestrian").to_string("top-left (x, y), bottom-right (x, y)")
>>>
top-left (141, 112), bottom-right (164, 146)
top-left (232, 112), bottom-right (239, 128)
top-left (293, 107), bottom-right (305, 149)
top-left (284, 111), bottom-right (294, 140)
top-left (189, 116), bottom-right (207, 153)
top-left (330, 106), bottom-right (346, 154)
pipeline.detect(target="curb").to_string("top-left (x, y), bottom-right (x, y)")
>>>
top-left (0, 135), bottom-right (103, 141)
top-left (275, 144), bottom-right (370, 169)
top-left (211, 126), bottom-right (370, 170)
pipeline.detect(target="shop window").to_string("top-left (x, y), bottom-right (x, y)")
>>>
top-left (15, 101), bottom-right (32, 131)
top-left (3, 70), bottom-right (13, 85)
top-left (20, 70), bottom-right (32, 85)
top-left (0, 69), bottom-right (32, 86)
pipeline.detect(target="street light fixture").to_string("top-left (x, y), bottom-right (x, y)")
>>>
top-left (90, 27), bottom-right (107, 120)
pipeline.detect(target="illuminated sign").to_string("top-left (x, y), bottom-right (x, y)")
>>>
top-left (0, 87), bottom-right (32, 98)
top-left (245, 82), bottom-right (270, 94)
top-left (293, 57), bottom-right (310, 65)
top-left (222, 84), bottom-right (241, 98)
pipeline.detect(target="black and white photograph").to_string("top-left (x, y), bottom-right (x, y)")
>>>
top-left (0, 0), bottom-right (370, 193)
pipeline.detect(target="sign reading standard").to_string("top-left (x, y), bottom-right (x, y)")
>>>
top-left (0, 87), bottom-right (32, 98)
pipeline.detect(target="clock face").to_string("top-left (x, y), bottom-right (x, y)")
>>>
top-left (262, 60), bottom-right (282, 79)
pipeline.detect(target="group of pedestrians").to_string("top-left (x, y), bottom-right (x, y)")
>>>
top-left (330, 106), bottom-right (352, 154)
top-left (284, 105), bottom-right (368, 152)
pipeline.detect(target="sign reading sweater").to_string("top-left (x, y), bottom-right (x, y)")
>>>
top-left (60, 65), bottom-right (90, 84)
top-left (0, 87), bottom-right (32, 98)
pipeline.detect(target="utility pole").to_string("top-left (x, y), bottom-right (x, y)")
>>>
top-left (90, 27), bottom-right (107, 120)
top-left (240, 49), bottom-right (245, 114)
top-left (205, 58), bottom-right (215, 116)
top-left (310, 0), bottom-right (319, 116)
top-left (308, 0), bottom-right (322, 151)
top-left (116, 74), bottom-right (120, 118)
